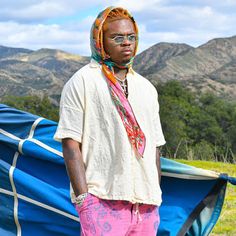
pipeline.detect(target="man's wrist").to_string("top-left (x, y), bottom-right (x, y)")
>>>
top-left (75, 192), bottom-right (89, 207)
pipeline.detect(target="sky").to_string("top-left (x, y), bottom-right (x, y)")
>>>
top-left (0, 0), bottom-right (236, 56)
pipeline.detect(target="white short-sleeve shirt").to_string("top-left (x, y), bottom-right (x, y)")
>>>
top-left (54, 60), bottom-right (166, 206)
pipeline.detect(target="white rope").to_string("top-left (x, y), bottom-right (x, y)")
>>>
top-left (9, 152), bottom-right (21, 236)
top-left (0, 188), bottom-right (80, 222)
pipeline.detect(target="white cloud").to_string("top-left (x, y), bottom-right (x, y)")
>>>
top-left (0, 1), bottom-right (235, 56)
top-left (13, 2), bottom-right (70, 20)
top-left (135, 4), bottom-right (232, 31)
top-left (0, 21), bottom-right (90, 55)
top-left (0, 0), bottom-right (104, 22)
top-left (110, 0), bottom-right (161, 12)
top-left (134, 3), bottom-right (236, 52)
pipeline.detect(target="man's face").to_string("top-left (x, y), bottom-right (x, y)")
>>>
top-left (103, 19), bottom-right (136, 66)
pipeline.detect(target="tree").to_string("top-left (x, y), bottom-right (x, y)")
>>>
top-left (155, 80), bottom-right (236, 162)
top-left (2, 95), bottom-right (59, 121)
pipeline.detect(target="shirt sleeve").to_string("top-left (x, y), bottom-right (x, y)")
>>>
top-left (153, 90), bottom-right (166, 147)
top-left (54, 73), bottom-right (85, 143)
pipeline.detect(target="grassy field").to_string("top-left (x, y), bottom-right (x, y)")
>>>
top-left (177, 160), bottom-right (236, 236)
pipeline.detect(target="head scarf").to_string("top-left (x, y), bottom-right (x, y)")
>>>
top-left (90, 6), bottom-right (146, 157)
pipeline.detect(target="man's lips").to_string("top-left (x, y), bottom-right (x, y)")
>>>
top-left (121, 49), bottom-right (132, 55)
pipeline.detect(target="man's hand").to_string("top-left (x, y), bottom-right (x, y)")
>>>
top-left (62, 138), bottom-right (88, 196)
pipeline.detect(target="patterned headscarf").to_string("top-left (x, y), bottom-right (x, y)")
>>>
top-left (90, 6), bottom-right (146, 157)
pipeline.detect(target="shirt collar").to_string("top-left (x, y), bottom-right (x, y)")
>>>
top-left (89, 58), bottom-right (101, 68)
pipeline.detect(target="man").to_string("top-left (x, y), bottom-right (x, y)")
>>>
top-left (54, 6), bottom-right (165, 236)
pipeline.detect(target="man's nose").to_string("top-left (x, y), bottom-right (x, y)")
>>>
top-left (122, 36), bottom-right (131, 45)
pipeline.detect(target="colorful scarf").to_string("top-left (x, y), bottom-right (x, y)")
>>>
top-left (90, 6), bottom-right (146, 157)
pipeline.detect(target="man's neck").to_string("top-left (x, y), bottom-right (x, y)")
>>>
top-left (113, 67), bottom-right (128, 81)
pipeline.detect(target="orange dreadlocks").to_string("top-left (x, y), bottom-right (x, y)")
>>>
top-left (102, 8), bottom-right (132, 32)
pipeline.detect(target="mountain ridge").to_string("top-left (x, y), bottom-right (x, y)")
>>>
top-left (0, 35), bottom-right (236, 103)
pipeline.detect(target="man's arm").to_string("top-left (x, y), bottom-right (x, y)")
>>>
top-left (156, 147), bottom-right (162, 185)
top-left (62, 138), bottom-right (88, 197)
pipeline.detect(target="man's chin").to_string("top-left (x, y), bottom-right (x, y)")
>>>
top-left (120, 57), bottom-right (133, 65)
top-left (113, 55), bottom-right (134, 67)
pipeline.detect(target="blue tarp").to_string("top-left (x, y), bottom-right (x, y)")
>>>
top-left (0, 104), bottom-right (235, 236)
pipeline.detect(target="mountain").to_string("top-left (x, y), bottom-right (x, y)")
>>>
top-left (0, 45), bottom-right (33, 59)
top-left (133, 35), bottom-right (236, 100)
top-left (0, 35), bottom-right (236, 104)
top-left (133, 42), bottom-right (193, 76)
top-left (0, 46), bottom-right (89, 103)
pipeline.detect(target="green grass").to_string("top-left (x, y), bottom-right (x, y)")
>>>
top-left (176, 160), bottom-right (236, 236)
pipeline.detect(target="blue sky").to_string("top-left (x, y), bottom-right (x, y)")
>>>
top-left (0, 0), bottom-right (236, 56)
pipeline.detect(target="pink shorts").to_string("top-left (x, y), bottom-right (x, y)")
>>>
top-left (74, 193), bottom-right (160, 236)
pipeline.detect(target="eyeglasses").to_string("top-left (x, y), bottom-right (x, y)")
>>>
top-left (110, 34), bottom-right (137, 44)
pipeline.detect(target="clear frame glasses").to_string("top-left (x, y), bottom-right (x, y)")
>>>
top-left (110, 34), bottom-right (137, 45)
